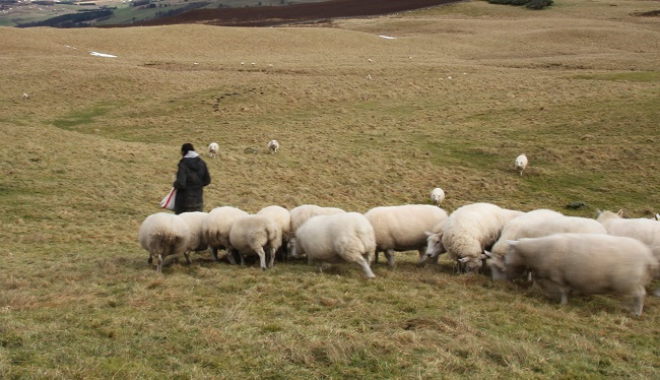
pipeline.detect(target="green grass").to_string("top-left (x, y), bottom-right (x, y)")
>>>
top-left (2, 0), bottom-right (660, 378)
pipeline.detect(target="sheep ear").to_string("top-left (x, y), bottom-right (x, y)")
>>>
top-left (458, 257), bottom-right (470, 263)
top-left (424, 230), bottom-right (433, 237)
top-left (617, 209), bottom-right (624, 217)
top-left (655, 213), bottom-right (660, 221)
top-left (484, 250), bottom-right (492, 257)
top-left (505, 239), bottom-right (518, 246)
top-left (595, 209), bottom-right (602, 216)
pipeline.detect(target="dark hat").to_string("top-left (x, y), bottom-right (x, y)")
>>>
top-left (181, 143), bottom-right (195, 155)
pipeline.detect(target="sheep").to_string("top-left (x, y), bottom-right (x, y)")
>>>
top-left (295, 212), bottom-right (377, 278)
top-left (485, 209), bottom-right (607, 280)
top-left (288, 205), bottom-right (346, 258)
top-left (208, 142), bottom-right (219, 158)
top-left (202, 206), bottom-right (249, 264)
top-left (138, 212), bottom-right (192, 273)
top-left (427, 202), bottom-right (524, 274)
top-left (267, 139), bottom-right (280, 154)
top-left (503, 234), bottom-right (658, 316)
top-left (228, 215), bottom-right (282, 271)
top-left (177, 211), bottom-right (210, 253)
top-left (22, 93), bottom-right (29, 100)
top-left (256, 205), bottom-right (291, 260)
top-left (430, 188), bottom-right (445, 205)
top-left (515, 153), bottom-right (528, 176)
top-left (596, 209), bottom-right (660, 260)
top-left (364, 204), bottom-right (448, 267)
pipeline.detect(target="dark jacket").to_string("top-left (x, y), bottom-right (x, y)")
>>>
top-left (173, 154), bottom-right (211, 214)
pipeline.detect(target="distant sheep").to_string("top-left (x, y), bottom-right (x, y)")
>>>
top-left (267, 139), bottom-right (280, 154)
top-left (208, 142), bottom-right (219, 158)
top-left (428, 202), bottom-right (523, 274)
top-left (504, 234), bottom-right (658, 316)
top-left (228, 215), bottom-right (282, 271)
top-left (486, 209), bottom-right (607, 280)
top-left (364, 204), bottom-right (448, 266)
top-left (295, 212), bottom-right (377, 278)
top-left (202, 206), bottom-right (249, 264)
top-left (138, 212), bottom-right (192, 273)
top-left (288, 205), bottom-right (346, 258)
top-left (22, 93), bottom-right (29, 100)
top-left (515, 154), bottom-right (528, 176)
top-left (430, 188), bottom-right (445, 205)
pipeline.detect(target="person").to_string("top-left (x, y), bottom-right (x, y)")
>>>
top-left (173, 143), bottom-right (211, 214)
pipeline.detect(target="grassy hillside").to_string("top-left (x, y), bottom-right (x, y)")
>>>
top-left (1, 0), bottom-right (660, 377)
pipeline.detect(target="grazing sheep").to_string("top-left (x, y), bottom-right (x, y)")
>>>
top-left (256, 205), bottom-right (291, 259)
top-left (364, 204), bottom-right (448, 267)
top-left (138, 212), bottom-right (192, 273)
top-left (228, 215), bottom-right (282, 271)
top-left (597, 209), bottom-right (660, 262)
top-left (178, 211), bottom-right (210, 253)
top-left (22, 93), bottom-right (29, 100)
top-left (430, 188), bottom-right (445, 205)
top-left (515, 154), bottom-right (528, 176)
top-left (208, 142), bottom-right (219, 158)
top-left (267, 139), bottom-right (280, 154)
top-left (504, 234), bottom-right (658, 316)
top-left (295, 212), bottom-right (377, 278)
top-left (485, 210), bottom-right (608, 280)
top-left (288, 205), bottom-right (346, 258)
top-left (428, 202), bottom-right (523, 274)
top-left (202, 206), bottom-right (249, 264)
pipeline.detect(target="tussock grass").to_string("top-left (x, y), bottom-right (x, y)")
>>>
top-left (2, 0), bottom-right (660, 377)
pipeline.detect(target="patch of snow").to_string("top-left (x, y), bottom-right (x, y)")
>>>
top-left (90, 52), bottom-right (117, 58)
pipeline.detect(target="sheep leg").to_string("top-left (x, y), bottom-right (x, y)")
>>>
top-left (384, 249), bottom-right (395, 267)
top-left (210, 247), bottom-right (219, 262)
top-left (183, 251), bottom-right (192, 265)
top-left (631, 286), bottom-right (646, 316)
top-left (148, 255), bottom-right (153, 265)
top-left (226, 249), bottom-right (238, 265)
top-left (256, 247), bottom-right (267, 271)
top-left (268, 247), bottom-right (276, 268)
top-left (156, 254), bottom-right (164, 273)
top-left (374, 250), bottom-right (380, 264)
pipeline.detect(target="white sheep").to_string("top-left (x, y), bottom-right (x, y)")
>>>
top-left (228, 215), bottom-right (282, 271)
top-left (288, 205), bottom-right (346, 258)
top-left (428, 202), bottom-right (524, 274)
top-left (504, 233), bottom-right (658, 316)
top-left (138, 212), bottom-right (192, 273)
top-left (485, 209), bottom-right (607, 280)
top-left (202, 206), bottom-right (249, 264)
top-left (364, 204), bottom-right (448, 267)
top-left (597, 209), bottom-right (660, 261)
top-left (208, 142), bottom-right (219, 158)
top-left (295, 212), bottom-right (377, 278)
top-left (515, 154), bottom-right (528, 176)
top-left (256, 205), bottom-right (291, 260)
top-left (177, 211), bottom-right (210, 253)
top-left (267, 139), bottom-right (280, 154)
top-left (430, 188), bottom-right (445, 205)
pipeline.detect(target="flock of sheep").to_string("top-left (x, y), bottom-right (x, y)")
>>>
top-left (206, 140), bottom-right (280, 158)
top-left (138, 150), bottom-right (660, 316)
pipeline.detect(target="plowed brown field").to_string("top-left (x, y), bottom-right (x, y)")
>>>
top-left (133, 0), bottom-right (463, 27)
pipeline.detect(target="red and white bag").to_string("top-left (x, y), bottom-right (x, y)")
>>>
top-left (160, 187), bottom-right (177, 211)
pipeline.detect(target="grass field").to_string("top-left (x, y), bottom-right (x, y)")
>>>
top-left (1, 0), bottom-right (660, 378)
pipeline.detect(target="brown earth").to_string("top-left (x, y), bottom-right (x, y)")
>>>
top-left (131, 0), bottom-right (464, 27)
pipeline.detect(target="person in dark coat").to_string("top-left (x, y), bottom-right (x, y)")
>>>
top-left (173, 143), bottom-right (211, 215)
